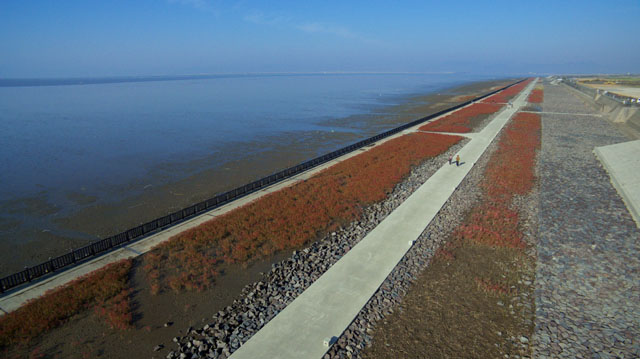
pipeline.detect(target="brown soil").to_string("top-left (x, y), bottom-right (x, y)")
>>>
top-left (362, 240), bottom-right (535, 359)
top-left (2, 79), bottom-right (517, 358)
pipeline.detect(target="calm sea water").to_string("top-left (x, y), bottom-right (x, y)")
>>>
top-left (0, 73), bottom-right (495, 246)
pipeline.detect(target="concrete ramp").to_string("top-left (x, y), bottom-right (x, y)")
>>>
top-left (594, 140), bottom-right (640, 228)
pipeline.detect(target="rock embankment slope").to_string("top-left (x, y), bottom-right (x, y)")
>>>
top-left (534, 81), bottom-right (640, 358)
top-left (165, 140), bottom-right (470, 359)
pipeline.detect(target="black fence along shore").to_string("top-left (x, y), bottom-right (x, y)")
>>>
top-left (0, 79), bottom-right (524, 295)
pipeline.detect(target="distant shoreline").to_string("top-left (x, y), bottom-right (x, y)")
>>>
top-left (0, 72), bottom-right (459, 88)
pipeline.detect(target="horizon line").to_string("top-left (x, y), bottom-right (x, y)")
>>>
top-left (2, 71), bottom-right (461, 80)
top-left (0, 71), bottom-right (467, 88)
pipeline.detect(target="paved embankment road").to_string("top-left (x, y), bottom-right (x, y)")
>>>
top-left (229, 81), bottom-right (537, 358)
top-left (534, 81), bottom-right (640, 358)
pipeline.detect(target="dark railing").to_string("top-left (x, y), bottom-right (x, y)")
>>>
top-left (0, 79), bottom-right (524, 295)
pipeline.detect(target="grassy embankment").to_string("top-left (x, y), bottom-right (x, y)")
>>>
top-left (365, 86), bottom-right (540, 358)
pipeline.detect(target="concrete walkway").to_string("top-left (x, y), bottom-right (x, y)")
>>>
top-left (230, 80), bottom-right (537, 359)
top-left (594, 140), bottom-right (640, 228)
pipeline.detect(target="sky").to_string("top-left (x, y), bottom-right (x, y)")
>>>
top-left (0, 0), bottom-right (639, 77)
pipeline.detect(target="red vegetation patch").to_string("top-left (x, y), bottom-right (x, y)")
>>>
top-left (420, 79), bottom-right (535, 133)
top-left (434, 247), bottom-right (456, 261)
top-left (145, 133), bottom-right (463, 293)
top-left (418, 103), bottom-right (502, 133)
top-left (94, 288), bottom-right (133, 331)
top-left (458, 204), bottom-right (524, 249)
top-left (434, 239), bottom-right (463, 262)
top-left (0, 259), bottom-right (133, 348)
top-left (456, 112), bottom-right (541, 249)
top-left (528, 89), bottom-right (543, 103)
top-left (482, 112), bottom-right (541, 203)
top-left (483, 78), bottom-right (534, 104)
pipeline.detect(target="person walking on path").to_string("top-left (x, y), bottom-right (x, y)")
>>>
top-left (456, 154), bottom-right (460, 167)
top-left (448, 155), bottom-right (452, 165)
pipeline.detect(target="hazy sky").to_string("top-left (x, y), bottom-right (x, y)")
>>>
top-left (1, 0), bottom-right (639, 77)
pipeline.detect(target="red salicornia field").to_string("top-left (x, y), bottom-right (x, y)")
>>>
top-left (528, 88), bottom-right (543, 103)
top-left (418, 103), bottom-right (502, 133)
top-left (144, 132), bottom-right (463, 293)
top-left (456, 110), bottom-right (541, 249)
top-left (483, 79), bottom-right (534, 104)
top-left (418, 78), bottom-right (535, 134)
top-left (0, 259), bottom-right (133, 347)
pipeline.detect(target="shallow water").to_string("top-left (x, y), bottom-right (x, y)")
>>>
top-left (0, 73), bottom-right (503, 274)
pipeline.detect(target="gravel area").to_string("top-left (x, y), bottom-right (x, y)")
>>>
top-left (164, 135), bottom-right (479, 358)
top-left (534, 82), bottom-right (640, 358)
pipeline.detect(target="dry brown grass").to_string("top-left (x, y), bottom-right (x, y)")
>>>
top-left (364, 241), bottom-right (532, 359)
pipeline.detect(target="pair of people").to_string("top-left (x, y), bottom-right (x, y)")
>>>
top-left (448, 155), bottom-right (461, 167)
